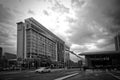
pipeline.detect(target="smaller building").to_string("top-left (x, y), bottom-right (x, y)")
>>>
top-left (80, 51), bottom-right (120, 70)
top-left (64, 45), bottom-right (70, 68)
top-left (0, 52), bottom-right (17, 70)
top-left (4, 52), bottom-right (16, 59)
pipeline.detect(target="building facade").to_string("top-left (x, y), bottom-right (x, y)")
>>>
top-left (64, 45), bottom-right (70, 62)
top-left (80, 51), bottom-right (120, 70)
top-left (64, 45), bottom-right (70, 68)
top-left (114, 32), bottom-right (120, 51)
top-left (17, 18), bottom-right (65, 64)
top-left (4, 52), bottom-right (16, 60)
top-left (0, 47), bottom-right (3, 59)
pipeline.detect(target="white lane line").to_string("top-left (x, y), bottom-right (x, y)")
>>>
top-left (65, 71), bottom-right (78, 75)
top-left (108, 72), bottom-right (120, 80)
top-left (54, 73), bottom-right (79, 80)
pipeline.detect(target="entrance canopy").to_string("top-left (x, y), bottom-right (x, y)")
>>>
top-left (79, 51), bottom-right (120, 56)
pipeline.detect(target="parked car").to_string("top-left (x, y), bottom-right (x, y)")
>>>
top-left (35, 67), bottom-right (51, 73)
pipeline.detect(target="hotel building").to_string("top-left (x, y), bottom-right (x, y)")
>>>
top-left (17, 18), bottom-right (65, 63)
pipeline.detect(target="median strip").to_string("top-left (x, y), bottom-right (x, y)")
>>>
top-left (54, 73), bottom-right (79, 80)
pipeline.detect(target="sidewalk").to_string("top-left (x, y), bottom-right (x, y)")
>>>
top-left (0, 69), bottom-right (31, 75)
top-left (0, 68), bottom-right (80, 75)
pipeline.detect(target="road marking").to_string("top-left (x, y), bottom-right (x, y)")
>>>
top-left (108, 72), bottom-right (120, 80)
top-left (54, 73), bottom-right (79, 80)
top-left (65, 71), bottom-right (78, 75)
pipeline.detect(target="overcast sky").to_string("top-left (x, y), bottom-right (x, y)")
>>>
top-left (0, 0), bottom-right (120, 62)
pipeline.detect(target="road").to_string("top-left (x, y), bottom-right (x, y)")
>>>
top-left (0, 69), bottom-right (120, 80)
top-left (65, 70), bottom-right (120, 80)
top-left (0, 69), bottom-right (79, 80)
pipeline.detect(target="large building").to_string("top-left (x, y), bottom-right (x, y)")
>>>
top-left (114, 32), bottom-right (120, 51)
top-left (17, 18), bottom-right (65, 64)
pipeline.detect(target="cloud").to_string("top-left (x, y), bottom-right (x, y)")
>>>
top-left (43, 10), bottom-right (49, 16)
top-left (65, 16), bottom-right (77, 24)
top-left (71, 44), bottom-right (89, 52)
top-left (0, 4), bottom-right (13, 23)
top-left (0, 3), bottom-right (16, 54)
top-left (28, 9), bottom-right (35, 15)
top-left (96, 38), bottom-right (114, 48)
top-left (86, 0), bottom-right (120, 34)
top-left (0, 0), bottom-right (119, 61)
top-left (71, 0), bottom-right (86, 10)
top-left (18, 0), bottom-right (22, 2)
top-left (51, 0), bottom-right (70, 14)
top-left (65, 0), bottom-right (120, 53)
top-left (0, 23), bottom-right (16, 52)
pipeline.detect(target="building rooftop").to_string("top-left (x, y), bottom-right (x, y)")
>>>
top-left (79, 51), bottom-right (120, 56)
top-left (25, 17), bottom-right (65, 43)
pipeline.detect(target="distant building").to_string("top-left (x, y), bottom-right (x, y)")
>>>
top-left (64, 45), bottom-right (70, 62)
top-left (64, 45), bottom-right (70, 68)
top-left (0, 47), bottom-right (3, 59)
top-left (114, 32), bottom-right (120, 51)
top-left (4, 52), bottom-right (16, 60)
top-left (17, 18), bottom-right (65, 64)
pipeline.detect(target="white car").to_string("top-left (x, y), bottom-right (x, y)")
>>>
top-left (35, 67), bottom-right (51, 73)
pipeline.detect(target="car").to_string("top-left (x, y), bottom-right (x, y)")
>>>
top-left (35, 67), bottom-right (51, 73)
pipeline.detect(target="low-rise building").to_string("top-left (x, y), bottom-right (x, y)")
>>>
top-left (80, 51), bottom-right (120, 70)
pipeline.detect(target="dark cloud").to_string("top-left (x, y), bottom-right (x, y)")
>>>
top-left (18, 0), bottom-right (22, 2)
top-left (96, 38), bottom-right (114, 49)
top-left (71, 0), bottom-right (85, 9)
top-left (101, 44), bottom-right (115, 51)
top-left (51, 0), bottom-right (69, 14)
top-left (67, 22), bottom-right (97, 45)
top-left (65, 16), bottom-right (77, 24)
top-left (91, 0), bottom-right (120, 33)
top-left (66, 0), bottom-right (120, 52)
top-left (0, 23), bottom-right (15, 47)
top-left (0, 4), bottom-right (16, 53)
top-left (43, 10), bottom-right (49, 16)
top-left (28, 9), bottom-right (35, 15)
top-left (72, 45), bottom-right (89, 52)
top-left (0, 4), bottom-right (13, 23)
top-left (13, 9), bottom-right (23, 15)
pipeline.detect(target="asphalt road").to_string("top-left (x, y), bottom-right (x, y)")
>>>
top-left (65, 70), bottom-right (120, 80)
top-left (0, 69), bottom-right (120, 80)
top-left (0, 69), bottom-right (79, 80)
